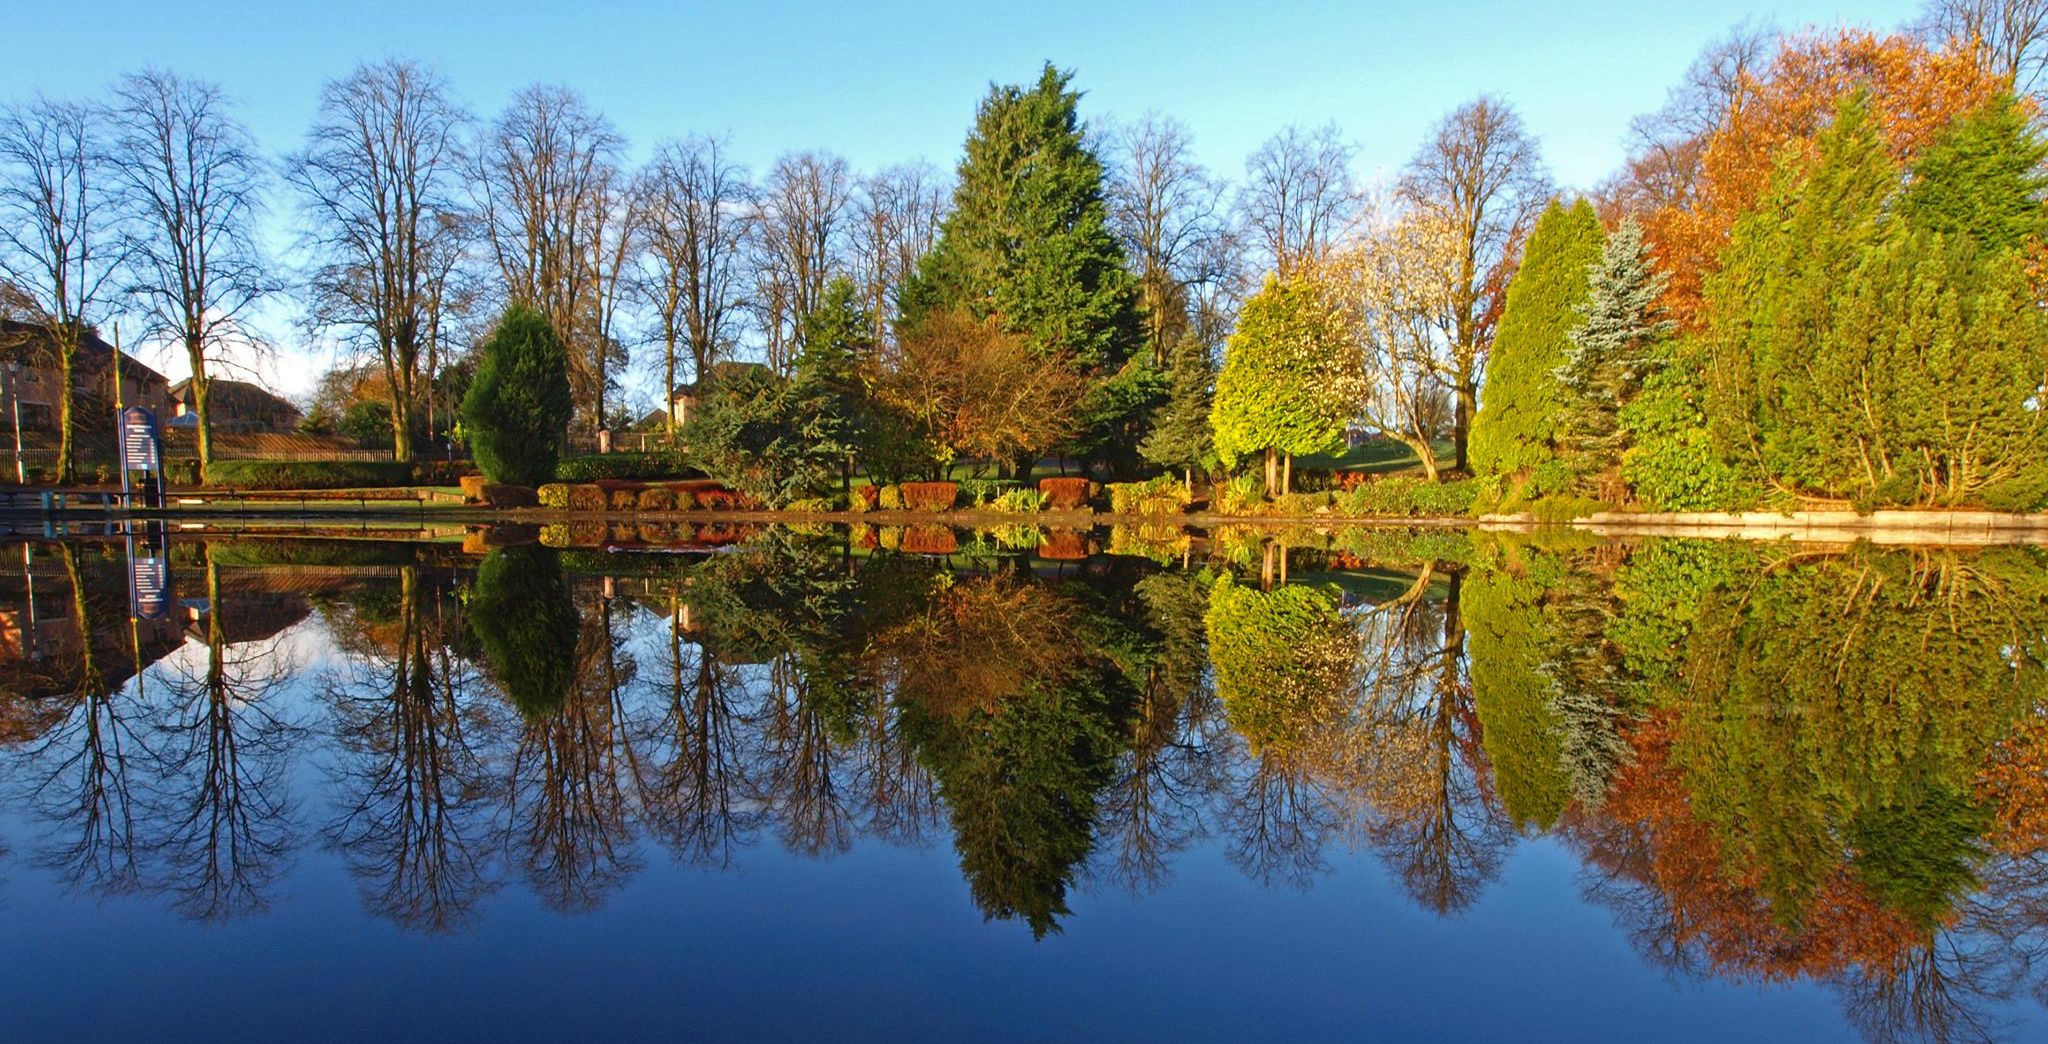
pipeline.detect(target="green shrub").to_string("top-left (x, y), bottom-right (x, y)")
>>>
top-left (637, 487), bottom-right (676, 512)
top-left (878, 484), bottom-right (905, 511)
top-left (1335, 477), bottom-right (1479, 517)
top-left (537, 484), bottom-right (570, 509)
top-left (608, 486), bottom-right (640, 510)
top-left (554, 451), bottom-right (693, 482)
top-left (956, 478), bottom-right (1023, 506)
top-left (412, 459), bottom-right (480, 485)
top-left (462, 304), bottom-right (573, 487)
top-left (1108, 475), bottom-right (1192, 516)
top-left (673, 489), bottom-right (697, 511)
top-left (567, 484), bottom-right (608, 512)
top-left (991, 488), bottom-right (1050, 513)
top-left (1216, 474), bottom-right (1266, 516)
top-left (785, 495), bottom-right (839, 513)
top-left (204, 459), bottom-right (414, 490)
top-left (851, 484), bottom-right (880, 512)
top-left (1271, 490), bottom-right (1332, 516)
top-left (1983, 468), bottom-right (2048, 512)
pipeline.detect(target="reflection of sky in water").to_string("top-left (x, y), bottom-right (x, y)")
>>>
top-left (0, 534), bottom-right (2038, 1043)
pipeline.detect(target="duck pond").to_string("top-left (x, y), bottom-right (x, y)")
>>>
top-left (2, 518), bottom-right (2046, 1042)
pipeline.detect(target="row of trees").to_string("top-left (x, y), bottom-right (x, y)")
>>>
top-left (1458, 6), bottom-right (2048, 512)
top-left (1207, 2), bottom-right (2048, 511)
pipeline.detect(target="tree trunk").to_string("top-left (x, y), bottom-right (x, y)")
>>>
top-left (1454, 381), bottom-right (1477, 473)
top-left (188, 336), bottom-right (213, 482)
top-left (390, 367), bottom-right (416, 464)
top-left (1282, 453), bottom-right (1292, 497)
top-left (56, 337), bottom-right (76, 484)
top-left (1264, 447), bottom-right (1278, 498)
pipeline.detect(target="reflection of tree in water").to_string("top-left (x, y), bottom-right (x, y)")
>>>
top-left (321, 564), bottom-right (503, 932)
top-left (1201, 557), bottom-right (1512, 908)
top-left (630, 627), bottom-right (762, 869)
top-left (1093, 570), bottom-right (1225, 893)
top-left (1562, 542), bottom-right (2048, 1043)
top-left (881, 575), bottom-right (1135, 937)
top-left (502, 565), bottom-right (642, 915)
top-left (13, 544), bottom-right (149, 899)
top-left (146, 548), bottom-right (302, 922)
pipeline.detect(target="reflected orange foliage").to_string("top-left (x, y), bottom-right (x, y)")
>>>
top-left (1586, 714), bottom-right (1929, 982)
top-left (1979, 714), bottom-right (2048, 857)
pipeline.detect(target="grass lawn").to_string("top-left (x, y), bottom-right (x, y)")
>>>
top-left (1296, 437), bottom-right (1454, 475)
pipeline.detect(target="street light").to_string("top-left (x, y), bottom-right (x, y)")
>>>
top-left (5, 358), bottom-right (23, 485)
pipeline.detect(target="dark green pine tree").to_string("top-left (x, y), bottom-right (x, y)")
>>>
top-left (1469, 198), bottom-right (1605, 485)
top-left (1139, 335), bottom-right (1215, 487)
top-left (903, 64), bottom-right (1147, 472)
top-left (1554, 218), bottom-right (1672, 487)
top-left (796, 277), bottom-right (871, 491)
top-left (460, 304), bottom-right (573, 487)
top-left (1901, 92), bottom-right (2048, 254)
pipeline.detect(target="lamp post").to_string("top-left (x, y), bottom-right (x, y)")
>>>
top-left (5, 358), bottom-right (23, 485)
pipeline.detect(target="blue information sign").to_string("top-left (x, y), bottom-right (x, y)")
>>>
top-left (121, 406), bottom-right (160, 472)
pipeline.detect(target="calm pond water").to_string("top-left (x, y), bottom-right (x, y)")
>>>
top-left (2, 521), bottom-right (2046, 1042)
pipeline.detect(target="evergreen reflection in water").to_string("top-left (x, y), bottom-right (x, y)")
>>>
top-left (3, 527), bottom-right (2048, 1040)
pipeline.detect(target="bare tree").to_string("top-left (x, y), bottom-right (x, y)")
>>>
top-left (470, 84), bottom-right (623, 434)
top-left (583, 164), bottom-right (638, 431)
top-left (1238, 123), bottom-right (1358, 279)
top-left (749, 150), bottom-right (852, 372)
top-left (1919, 0), bottom-right (2048, 99)
top-left (1326, 204), bottom-right (1465, 480)
top-left (286, 59), bottom-right (468, 463)
top-left (0, 97), bottom-right (119, 483)
top-left (633, 135), bottom-right (751, 431)
top-left (1398, 97), bottom-right (1550, 472)
top-left (1106, 113), bottom-right (1231, 364)
top-left (848, 162), bottom-right (948, 349)
top-left (108, 70), bottom-right (271, 479)
top-left (1602, 22), bottom-right (1776, 222)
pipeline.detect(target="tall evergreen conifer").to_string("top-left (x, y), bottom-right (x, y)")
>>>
top-left (1469, 198), bottom-right (1605, 484)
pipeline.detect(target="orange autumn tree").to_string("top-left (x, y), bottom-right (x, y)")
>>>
top-left (1629, 29), bottom-right (2007, 325)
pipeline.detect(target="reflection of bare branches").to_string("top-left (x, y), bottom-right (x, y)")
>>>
top-left (1094, 672), bottom-right (1219, 894)
top-left (321, 567), bottom-right (502, 933)
top-left (1219, 748), bottom-right (1341, 890)
top-left (1349, 572), bottom-right (1512, 914)
top-left (146, 558), bottom-right (302, 922)
top-left (1837, 936), bottom-right (2007, 1044)
top-left (630, 608), bottom-right (761, 869)
top-left (15, 544), bottom-right (147, 899)
top-left (754, 658), bottom-right (853, 858)
top-left (502, 591), bottom-right (641, 913)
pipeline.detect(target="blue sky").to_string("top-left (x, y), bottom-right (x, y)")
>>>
top-left (3, 0), bottom-right (1920, 401)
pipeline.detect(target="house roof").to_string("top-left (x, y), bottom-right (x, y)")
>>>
top-left (169, 377), bottom-right (304, 418)
top-left (0, 319), bottom-right (169, 385)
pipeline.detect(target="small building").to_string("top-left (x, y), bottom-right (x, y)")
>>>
top-left (0, 319), bottom-right (173, 430)
top-left (169, 377), bottom-right (303, 434)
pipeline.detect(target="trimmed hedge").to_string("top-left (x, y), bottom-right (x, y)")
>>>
top-left (554, 451), bottom-right (693, 482)
top-left (900, 481), bottom-right (958, 512)
top-left (1038, 477), bottom-right (1093, 510)
top-left (205, 460), bottom-right (413, 490)
top-left (637, 487), bottom-right (676, 511)
top-left (1336, 477), bottom-right (1479, 517)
